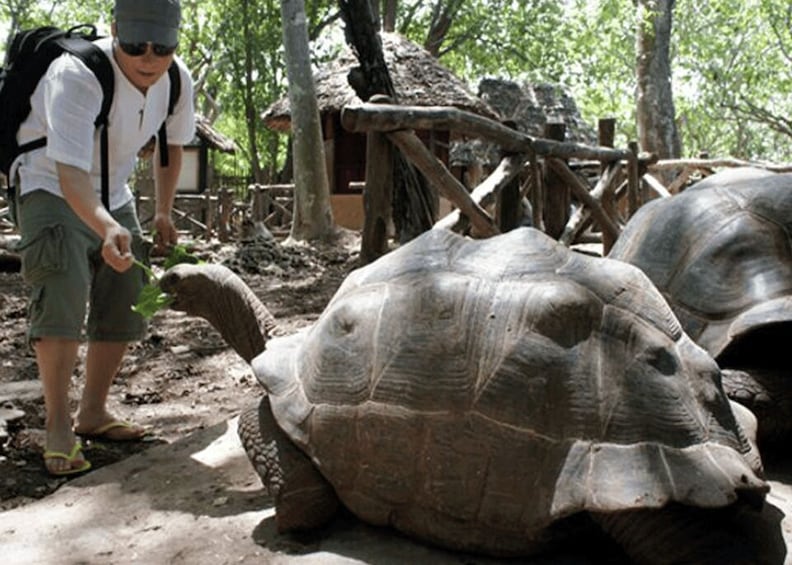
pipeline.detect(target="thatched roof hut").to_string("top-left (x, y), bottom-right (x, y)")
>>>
top-left (261, 33), bottom-right (499, 230)
top-left (262, 32), bottom-right (499, 133)
top-left (195, 115), bottom-right (236, 154)
top-left (450, 78), bottom-right (596, 173)
top-left (136, 115), bottom-right (236, 197)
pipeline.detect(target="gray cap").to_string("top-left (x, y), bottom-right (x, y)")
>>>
top-left (115, 0), bottom-right (181, 46)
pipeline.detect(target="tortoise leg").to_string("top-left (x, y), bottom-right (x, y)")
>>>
top-left (591, 498), bottom-right (786, 565)
top-left (238, 396), bottom-right (340, 532)
top-left (722, 367), bottom-right (792, 450)
top-left (728, 399), bottom-right (763, 475)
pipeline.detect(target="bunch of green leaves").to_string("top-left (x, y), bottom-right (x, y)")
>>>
top-left (131, 243), bottom-right (203, 319)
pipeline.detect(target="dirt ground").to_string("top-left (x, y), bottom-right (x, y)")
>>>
top-left (0, 228), bottom-right (360, 511)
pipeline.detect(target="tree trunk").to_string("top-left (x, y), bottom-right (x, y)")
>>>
top-left (280, 0), bottom-right (335, 241)
top-left (339, 0), bottom-right (435, 245)
top-left (424, 0), bottom-right (464, 57)
top-left (635, 0), bottom-right (682, 162)
top-left (381, 0), bottom-right (397, 32)
top-left (242, 0), bottom-right (265, 183)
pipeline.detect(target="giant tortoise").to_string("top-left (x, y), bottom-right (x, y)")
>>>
top-left (160, 227), bottom-right (783, 564)
top-left (609, 167), bottom-right (792, 448)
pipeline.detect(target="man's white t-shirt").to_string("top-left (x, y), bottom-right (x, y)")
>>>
top-left (13, 37), bottom-right (195, 211)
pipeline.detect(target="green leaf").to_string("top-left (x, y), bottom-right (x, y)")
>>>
top-left (131, 283), bottom-right (173, 319)
top-left (131, 245), bottom-right (203, 319)
top-left (133, 259), bottom-right (156, 282)
top-left (163, 243), bottom-right (203, 270)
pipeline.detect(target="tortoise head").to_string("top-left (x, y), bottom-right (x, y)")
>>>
top-left (160, 263), bottom-right (279, 363)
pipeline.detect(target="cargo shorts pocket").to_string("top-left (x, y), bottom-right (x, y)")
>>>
top-left (15, 224), bottom-right (68, 284)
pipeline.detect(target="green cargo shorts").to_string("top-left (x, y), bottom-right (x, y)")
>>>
top-left (15, 190), bottom-right (151, 342)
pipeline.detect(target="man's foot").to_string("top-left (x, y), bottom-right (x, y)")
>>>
top-left (43, 441), bottom-right (91, 476)
top-left (74, 419), bottom-right (149, 441)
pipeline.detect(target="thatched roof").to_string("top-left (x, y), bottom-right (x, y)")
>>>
top-left (477, 78), bottom-right (596, 144)
top-left (450, 79), bottom-right (596, 167)
top-left (262, 32), bottom-right (499, 132)
top-left (195, 115), bottom-right (236, 153)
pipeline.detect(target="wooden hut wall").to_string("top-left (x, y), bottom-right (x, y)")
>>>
top-left (327, 113), bottom-right (451, 196)
top-left (330, 113), bottom-right (367, 194)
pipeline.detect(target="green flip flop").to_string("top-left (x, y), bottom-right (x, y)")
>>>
top-left (43, 441), bottom-right (91, 476)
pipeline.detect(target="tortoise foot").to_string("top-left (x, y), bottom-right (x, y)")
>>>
top-left (238, 397), bottom-right (340, 532)
top-left (722, 367), bottom-right (792, 451)
top-left (592, 497), bottom-right (785, 565)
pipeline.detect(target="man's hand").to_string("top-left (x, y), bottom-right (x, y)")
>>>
top-left (56, 161), bottom-right (135, 272)
top-left (101, 224), bottom-right (134, 272)
top-left (152, 213), bottom-right (178, 255)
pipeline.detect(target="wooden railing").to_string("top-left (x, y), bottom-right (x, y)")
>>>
top-left (340, 100), bottom-right (792, 262)
top-left (6, 104), bottom-right (791, 255)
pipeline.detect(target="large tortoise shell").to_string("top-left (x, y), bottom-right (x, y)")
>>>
top-left (252, 227), bottom-right (764, 554)
top-left (609, 167), bottom-right (792, 359)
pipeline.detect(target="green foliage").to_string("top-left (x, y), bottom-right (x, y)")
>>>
top-left (131, 266), bottom-right (173, 320)
top-left (673, 0), bottom-right (792, 160)
top-left (4, 0), bottom-right (792, 181)
top-left (131, 244), bottom-right (203, 319)
top-left (554, 0), bottom-right (638, 147)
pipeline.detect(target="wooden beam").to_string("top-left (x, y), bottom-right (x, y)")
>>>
top-left (667, 167), bottom-right (692, 194)
top-left (542, 122), bottom-right (569, 239)
top-left (627, 141), bottom-right (641, 217)
top-left (361, 130), bottom-right (393, 264)
top-left (642, 172), bottom-right (672, 199)
top-left (546, 158), bottom-right (620, 245)
top-left (434, 154), bottom-right (525, 232)
top-left (649, 157), bottom-right (792, 172)
top-left (341, 103), bottom-right (631, 162)
top-left (529, 153), bottom-right (545, 232)
top-left (559, 161), bottom-right (622, 251)
top-left (386, 129), bottom-right (499, 237)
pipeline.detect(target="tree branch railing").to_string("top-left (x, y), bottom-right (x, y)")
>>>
top-left (341, 101), bottom-right (640, 256)
top-left (341, 101), bottom-right (792, 259)
top-left (341, 102), bottom-right (633, 162)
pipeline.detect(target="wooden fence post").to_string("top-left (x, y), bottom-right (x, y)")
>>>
top-left (205, 189), bottom-right (215, 239)
top-left (529, 153), bottom-right (545, 232)
top-left (627, 141), bottom-right (641, 217)
top-left (542, 121), bottom-right (569, 239)
top-left (218, 187), bottom-right (233, 242)
top-left (598, 118), bottom-right (618, 252)
top-left (495, 120), bottom-right (522, 232)
top-left (360, 130), bottom-right (393, 264)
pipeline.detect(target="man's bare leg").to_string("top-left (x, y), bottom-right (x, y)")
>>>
top-left (36, 337), bottom-right (85, 474)
top-left (74, 341), bottom-right (144, 439)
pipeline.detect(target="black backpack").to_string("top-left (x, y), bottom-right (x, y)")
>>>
top-left (0, 24), bottom-right (180, 209)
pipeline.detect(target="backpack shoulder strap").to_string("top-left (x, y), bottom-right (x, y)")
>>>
top-left (158, 61), bottom-right (181, 168)
top-left (57, 37), bottom-right (113, 127)
top-left (59, 38), bottom-right (113, 207)
top-left (167, 61), bottom-right (181, 116)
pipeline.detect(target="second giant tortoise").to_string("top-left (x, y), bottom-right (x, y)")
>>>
top-left (609, 167), bottom-right (792, 447)
top-left (161, 227), bottom-right (783, 564)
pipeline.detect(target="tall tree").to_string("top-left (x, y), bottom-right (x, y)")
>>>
top-left (280, 0), bottom-right (335, 241)
top-left (339, 0), bottom-right (436, 244)
top-left (635, 0), bottom-right (682, 159)
top-left (381, 0), bottom-right (397, 31)
top-left (673, 0), bottom-right (792, 160)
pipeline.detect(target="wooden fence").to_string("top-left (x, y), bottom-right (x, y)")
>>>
top-left (341, 100), bottom-right (792, 262)
top-left (5, 102), bottom-right (792, 252)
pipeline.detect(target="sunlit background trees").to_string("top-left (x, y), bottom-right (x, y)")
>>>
top-left (3, 0), bottom-right (791, 184)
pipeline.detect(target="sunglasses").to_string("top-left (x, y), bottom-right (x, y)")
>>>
top-left (118, 40), bottom-right (178, 57)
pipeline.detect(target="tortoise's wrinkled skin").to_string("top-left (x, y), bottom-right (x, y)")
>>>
top-left (609, 168), bottom-right (792, 447)
top-left (162, 227), bottom-right (784, 563)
